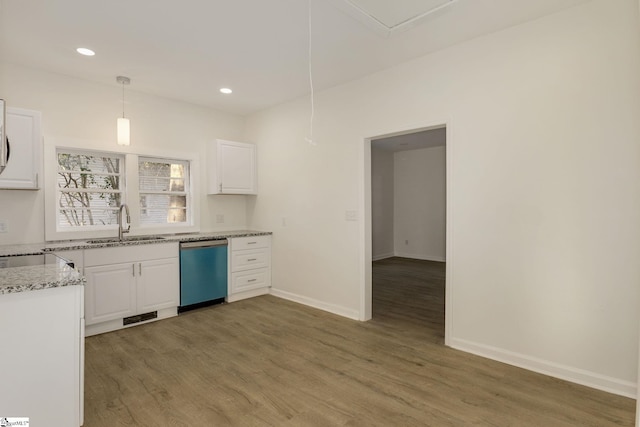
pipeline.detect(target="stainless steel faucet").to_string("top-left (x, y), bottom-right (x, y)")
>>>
top-left (118, 203), bottom-right (131, 241)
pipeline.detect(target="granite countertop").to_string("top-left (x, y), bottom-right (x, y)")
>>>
top-left (0, 256), bottom-right (85, 295)
top-left (0, 230), bottom-right (270, 295)
top-left (0, 242), bottom-right (46, 257)
top-left (0, 230), bottom-right (272, 256)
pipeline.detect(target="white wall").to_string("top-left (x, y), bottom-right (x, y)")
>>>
top-left (244, 96), bottom-right (363, 319)
top-left (245, 0), bottom-right (640, 397)
top-left (394, 146), bottom-right (446, 262)
top-left (0, 64), bottom-right (246, 244)
top-left (371, 148), bottom-right (394, 260)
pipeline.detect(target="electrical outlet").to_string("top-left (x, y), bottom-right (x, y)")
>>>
top-left (216, 214), bottom-right (224, 224)
top-left (0, 220), bottom-right (7, 233)
top-left (345, 210), bottom-right (357, 221)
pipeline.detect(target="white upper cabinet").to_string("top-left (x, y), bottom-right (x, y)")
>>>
top-left (0, 107), bottom-right (42, 190)
top-left (208, 139), bottom-right (257, 195)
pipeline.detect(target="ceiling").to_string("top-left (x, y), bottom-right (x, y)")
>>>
top-left (0, 0), bottom-right (589, 116)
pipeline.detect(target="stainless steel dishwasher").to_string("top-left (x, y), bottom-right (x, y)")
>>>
top-left (179, 239), bottom-right (228, 313)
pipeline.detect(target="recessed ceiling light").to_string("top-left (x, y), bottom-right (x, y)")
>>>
top-left (220, 88), bottom-right (232, 94)
top-left (76, 47), bottom-right (95, 56)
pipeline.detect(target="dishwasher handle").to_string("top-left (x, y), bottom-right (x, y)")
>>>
top-left (180, 239), bottom-right (228, 249)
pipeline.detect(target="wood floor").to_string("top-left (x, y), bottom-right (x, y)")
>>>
top-left (84, 257), bottom-right (635, 426)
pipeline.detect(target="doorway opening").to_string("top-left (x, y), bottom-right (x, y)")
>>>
top-left (360, 123), bottom-right (451, 345)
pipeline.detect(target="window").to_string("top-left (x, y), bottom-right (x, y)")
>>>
top-left (138, 157), bottom-right (190, 225)
top-left (48, 147), bottom-right (195, 240)
top-left (57, 150), bottom-right (124, 230)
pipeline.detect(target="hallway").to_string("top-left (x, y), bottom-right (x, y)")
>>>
top-left (372, 257), bottom-right (445, 343)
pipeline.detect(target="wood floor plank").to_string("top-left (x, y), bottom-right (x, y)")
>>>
top-left (84, 257), bottom-right (635, 426)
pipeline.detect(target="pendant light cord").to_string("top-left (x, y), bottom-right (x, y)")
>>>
top-left (306, 0), bottom-right (316, 146)
top-left (122, 81), bottom-right (126, 119)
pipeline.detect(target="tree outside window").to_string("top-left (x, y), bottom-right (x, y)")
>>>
top-left (57, 151), bottom-right (124, 229)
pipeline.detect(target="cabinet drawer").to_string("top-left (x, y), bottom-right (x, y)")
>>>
top-left (231, 248), bottom-right (270, 272)
top-left (231, 235), bottom-right (270, 251)
top-left (230, 269), bottom-right (270, 294)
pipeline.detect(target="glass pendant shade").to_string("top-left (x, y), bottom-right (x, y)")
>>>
top-left (117, 117), bottom-right (130, 146)
top-left (116, 76), bottom-right (131, 146)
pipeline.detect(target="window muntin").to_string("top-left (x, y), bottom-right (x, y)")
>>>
top-left (138, 157), bottom-right (190, 225)
top-left (57, 151), bottom-right (124, 230)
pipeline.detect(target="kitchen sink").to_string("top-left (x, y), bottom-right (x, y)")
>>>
top-left (126, 236), bottom-right (166, 242)
top-left (86, 236), bottom-right (166, 244)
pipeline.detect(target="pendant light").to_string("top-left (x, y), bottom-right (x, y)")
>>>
top-left (116, 76), bottom-right (131, 146)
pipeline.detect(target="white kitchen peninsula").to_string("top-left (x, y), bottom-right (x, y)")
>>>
top-left (0, 254), bottom-right (85, 426)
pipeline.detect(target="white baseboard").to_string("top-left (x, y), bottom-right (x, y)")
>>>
top-left (394, 251), bottom-right (446, 262)
top-left (372, 252), bottom-right (394, 261)
top-left (451, 337), bottom-right (636, 398)
top-left (269, 288), bottom-right (360, 320)
top-left (227, 287), bottom-right (269, 302)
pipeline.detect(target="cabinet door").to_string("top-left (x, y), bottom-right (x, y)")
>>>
top-left (208, 139), bottom-right (257, 194)
top-left (0, 108), bottom-right (41, 189)
top-left (85, 263), bottom-right (137, 325)
top-left (137, 258), bottom-right (179, 313)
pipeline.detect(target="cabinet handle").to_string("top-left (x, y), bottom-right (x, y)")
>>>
top-left (247, 258), bottom-right (257, 262)
top-left (139, 263), bottom-right (142, 276)
top-left (132, 264), bottom-right (135, 277)
top-left (248, 279), bottom-right (257, 283)
top-left (247, 241), bottom-right (257, 245)
top-left (219, 183), bottom-right (223, 192)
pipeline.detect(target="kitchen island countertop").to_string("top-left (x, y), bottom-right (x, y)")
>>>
top-left (0, 256), bottom-right (84, 295)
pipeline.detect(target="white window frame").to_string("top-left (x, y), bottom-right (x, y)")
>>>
top-left (44, 140), bottom-right (200, 241)
top-left (137, 156), bottom-right (192, 229)
top-left (55, 148), bottom-right (126, 233)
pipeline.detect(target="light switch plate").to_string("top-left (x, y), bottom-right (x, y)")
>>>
top-left (216, 214), bottom-right (224, 224)
top-left (0, 220), bottom-right (7, 233)
top-left (345, 210), bottom-right (357, 221)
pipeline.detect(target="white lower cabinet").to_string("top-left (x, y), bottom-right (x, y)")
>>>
top-left (0, 286), bottom-right (84, 426)
top-left (84, 242), bottom-right (179, 336)
top-left (227, 235), bottom-right (271, 302)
